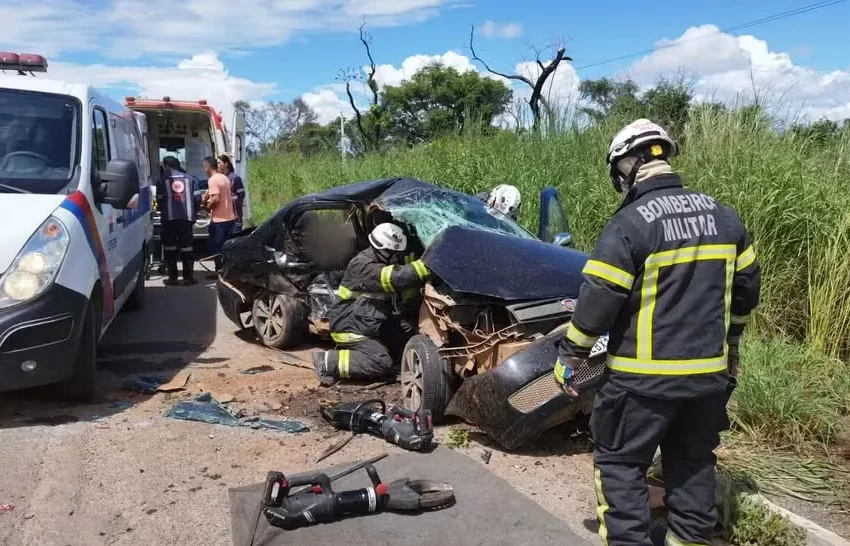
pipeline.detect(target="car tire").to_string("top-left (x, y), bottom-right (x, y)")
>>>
top-left (61, 300), bottom-right (99, 401)
top-left (252, 293), bottom-right (308, 349)
top-left (124, 247), bottom-right (147, 312)
top-left (401, 334), bottom-right (457, 425)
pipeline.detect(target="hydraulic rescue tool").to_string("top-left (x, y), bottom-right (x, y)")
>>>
top-left (261, 461), bottom-right (455, 530)
top-left (320, 399), bottom-right (434, 452)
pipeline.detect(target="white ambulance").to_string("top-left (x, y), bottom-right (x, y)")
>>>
top-left (0, 53), bottom-right (152, 399)
top-left (123, 96), bottom-right (250, 248)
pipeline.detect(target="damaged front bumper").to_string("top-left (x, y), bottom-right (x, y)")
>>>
top-left (217, 277), bottom-right (251, 329)
top-left (445, 331), bottom-right (608, 450)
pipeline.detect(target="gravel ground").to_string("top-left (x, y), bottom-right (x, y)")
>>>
top-left (0, 272), bottom-right (763, 545)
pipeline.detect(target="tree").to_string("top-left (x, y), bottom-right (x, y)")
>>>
top-left (578, 78), bottom-right (640, 122)
top-left (338, 21), bottom-right (388, 152)
top-left (285, 121), bottom-right (340, 156)
top-left (381, 64), bottom-right (513, 145)
top-left (233, 99), bottom-right (317, 153)
top-left (469, 25), bottom-right (572, 131)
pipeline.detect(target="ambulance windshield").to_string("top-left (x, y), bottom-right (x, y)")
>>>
top-left (0, 89), bottom-right (80, 194)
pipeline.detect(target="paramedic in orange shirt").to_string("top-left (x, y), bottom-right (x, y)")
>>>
top-left (201, 156), bottom-right (237, 275)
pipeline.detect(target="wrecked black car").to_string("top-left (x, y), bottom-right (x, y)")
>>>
top-left (217, 177), bottom-right (609, 450)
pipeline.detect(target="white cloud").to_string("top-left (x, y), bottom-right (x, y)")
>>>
top-left (0, 0), bottom-right (466, 60)
top-left (301, 89), bottom-right (355, 124)
top-left (46, 52), bottom-right (276, 123)
top-left (479, 21), bottom-right (524, 40)
top-left (627, 24), bottom-right (850, 121)
top-left (372, 50), bottom-right (477, 87)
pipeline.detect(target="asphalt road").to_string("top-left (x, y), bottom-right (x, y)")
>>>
top-left (0, 269), bottom-right (722, 546)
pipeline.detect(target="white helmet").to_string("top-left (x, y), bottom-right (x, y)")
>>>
top-left (606, 119), bottom-right (679, 192)
top-left (487, 184), bottom-right (522, 217)
top-left (369, 222), bottom-right (407, 252)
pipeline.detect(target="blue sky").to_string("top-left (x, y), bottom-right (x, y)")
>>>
top-left (4, 0), bottom-right (849, 122)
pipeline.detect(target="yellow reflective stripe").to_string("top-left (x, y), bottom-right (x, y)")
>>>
top-left (594, 467), bottom-right (610, 546)
top-left (337, 286), bottom-right (355, 300)
top-left (724, 256), bottom-right (735, 346)
top-left (405, 253), bottom-right (414, 264)
top-left (637, 244), bottom-right (737, 361)
top-left (736, 244), bottom-right (756, 272)
top-left (645, 244), bottom-right (736, 267)
top-left (638, 266), bottom-right (658, 360)
top-left (730, 313), bottom-right (750, 325)
top-left (566, 322), bottom-right (597, 348)
top-left (338, 349), bottom-right (351, 378)
top-left (410, 259), bottom-right (429, 280)
top-left (553, 361), bottom-right (567, 384)
top-left (380, 266), bottom-right (395, 293)
top-left (608, 355), bottom-right (727, 375)
top-left (665, 532), bottom-right (702, 546)
top-left (583, 260), bottom-right (635, 290)
top-left (331, 332), bottom-right (366, 344)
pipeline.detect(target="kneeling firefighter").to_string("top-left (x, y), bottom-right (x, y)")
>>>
top-left (313, 223), bottom-right (430, 386)
top-left (552, 119), bottom-right (761, 545)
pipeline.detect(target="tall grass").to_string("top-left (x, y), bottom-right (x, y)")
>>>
top-left (248, 109), bottom-right (850, 359)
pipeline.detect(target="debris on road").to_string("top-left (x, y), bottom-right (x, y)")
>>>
top-left (165, 393), bottom-right (308, 433)
top-left (122, 371), bottom-right (191, 394)
top-left (481, 449), bottom-right (492, 464)
top-left (241, 365), bottom-right (276, 375)
top-left (276, 352), bottom-right (312, 369)
top-left (0, 504), bottom-right (13, 513)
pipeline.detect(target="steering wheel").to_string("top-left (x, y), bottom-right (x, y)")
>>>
top-left (0, 151), bottom-right (51, 172)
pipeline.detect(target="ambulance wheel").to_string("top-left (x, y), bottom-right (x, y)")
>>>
top-left (125, 247), bottom-right (147, 311)
top-left (401, 335), bottom-right (457, 425)
top-left (62, 300), bottom-right (98, 401)
top-left (252, 293), bottom-right (308, 349)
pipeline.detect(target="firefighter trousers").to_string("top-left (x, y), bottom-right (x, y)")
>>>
top-left (326, 338), bottom-right (395, 381)
top-left (161, 220), bottom-right (194, 281)
top-left (590, 379), bottom-right (730, 546)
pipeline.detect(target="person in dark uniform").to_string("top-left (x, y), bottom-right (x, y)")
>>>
top-left (313, 222), bottom-right (430, 386)
top-left (552, 119), bottom-right (761, 546)
top-left (156, 156), bottom-right (202, 286)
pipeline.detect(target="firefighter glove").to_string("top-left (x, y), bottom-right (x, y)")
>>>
top-left (554, 356), bottom-right (582, 398)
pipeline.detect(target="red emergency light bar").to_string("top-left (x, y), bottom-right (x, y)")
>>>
top-left (0, 52), bottom-right (48, 74)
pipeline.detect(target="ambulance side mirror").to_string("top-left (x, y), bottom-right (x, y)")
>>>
top-left (98, 159), bottom-right (139, 209)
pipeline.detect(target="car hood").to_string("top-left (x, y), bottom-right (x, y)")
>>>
top-left (0, 194), bottom-right (63, 273)
top-left (420, 226), bottom-right (590, 301)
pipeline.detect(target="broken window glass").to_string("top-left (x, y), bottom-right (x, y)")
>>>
top-left (382, 188), bottom-right (537, 247)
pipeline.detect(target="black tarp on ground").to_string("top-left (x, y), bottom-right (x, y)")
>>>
top-left (229, 446), bottom-right (592, 546)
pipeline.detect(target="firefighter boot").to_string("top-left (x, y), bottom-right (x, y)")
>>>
top-left (313, 351), bottom-right (337, 387)
top-left (182, 257), bottom-right (197, 286)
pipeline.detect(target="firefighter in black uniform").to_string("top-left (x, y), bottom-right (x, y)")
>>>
top-left (553, 119), bottom-right (761, 546)
top-left (313, 222), bottom-right (430, 386)
top-left (156, 156), bottom-right (202, 286)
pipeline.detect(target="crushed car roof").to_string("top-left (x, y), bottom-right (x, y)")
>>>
top-left (422, 226), bottom-right (590, 301)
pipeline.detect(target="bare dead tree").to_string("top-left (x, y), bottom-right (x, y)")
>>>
top-left (337, 20), bottom-right (385, 151)
top-left (469, 25), bottom-right (572, 131)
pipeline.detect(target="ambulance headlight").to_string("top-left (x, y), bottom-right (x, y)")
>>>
top-left (0, 216), bottom-right (70, 309)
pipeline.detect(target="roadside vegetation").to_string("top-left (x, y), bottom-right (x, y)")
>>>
top-left (241, 38), bottom-right (850, 538)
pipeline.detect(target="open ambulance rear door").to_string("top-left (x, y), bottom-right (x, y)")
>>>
top-left (231, 110), bottom-right (250, 224)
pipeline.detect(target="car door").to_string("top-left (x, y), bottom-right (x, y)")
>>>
top-left (90, 102), bottom-right (125, 300)
top-left (230, 110), bottom-right (250, 223)
top-left (537, 186), bottom-right (574, 247)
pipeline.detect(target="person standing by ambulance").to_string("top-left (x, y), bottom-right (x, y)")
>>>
top-left (201, 156), bottom-right (237, 276)
top-left (217, 154), bottom-right (245, 232)
top-left (157, 156), bottom-right (201, 286)
top-left (552, 119), bottom-right (761, 546)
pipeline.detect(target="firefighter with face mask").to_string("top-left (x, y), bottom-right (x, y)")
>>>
top-left (553, 119), bottom-right (761, 546)
top-left (313, 222), bottom-right (430, 386)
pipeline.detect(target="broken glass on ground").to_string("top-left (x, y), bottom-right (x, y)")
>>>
top-left (165, 393), bottom-right (309, 433)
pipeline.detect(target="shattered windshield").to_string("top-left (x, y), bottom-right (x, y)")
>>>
top-left (382, 187), bottom-right (537, 247)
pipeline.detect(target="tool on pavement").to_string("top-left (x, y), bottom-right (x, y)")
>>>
top-left (261, 461), bottom-right (455, 530)
top-left (320, 399), bottom-right (434, 452)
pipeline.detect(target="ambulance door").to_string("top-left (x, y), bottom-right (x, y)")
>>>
top-left (230, 110), bottom-right (251, 223)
